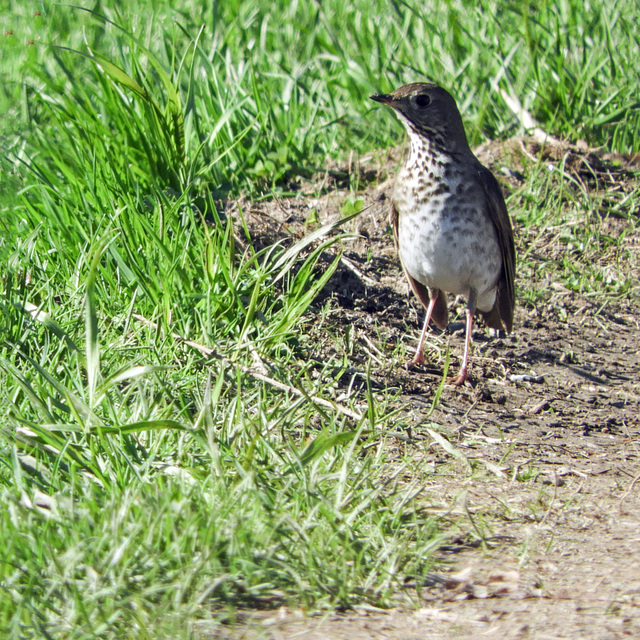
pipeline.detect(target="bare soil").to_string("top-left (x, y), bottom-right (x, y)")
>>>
top-left (217, 138), bottom-right (640, 639)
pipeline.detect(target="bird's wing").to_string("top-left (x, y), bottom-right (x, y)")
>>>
top-left (477, 165), bottom-right (516, 333)
top-left (390, 202), bottom-right (448, 329)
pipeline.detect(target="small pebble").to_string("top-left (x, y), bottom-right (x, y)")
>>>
top-left (509, 374), bottom-right (544, 383)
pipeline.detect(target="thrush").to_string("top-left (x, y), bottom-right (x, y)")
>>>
top-left (370, 83), bottom-right (515, 385)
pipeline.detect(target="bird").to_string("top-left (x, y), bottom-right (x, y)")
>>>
top-left (370, 83), bottom-right (515, 385)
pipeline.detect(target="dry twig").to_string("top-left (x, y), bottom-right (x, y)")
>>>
top-left (132, 313), bottom-right (364, 421)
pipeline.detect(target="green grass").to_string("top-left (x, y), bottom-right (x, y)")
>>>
top-left (511, 148), bottom-right (640, 304)
top-left (1, 0), bottom-right (639, 637)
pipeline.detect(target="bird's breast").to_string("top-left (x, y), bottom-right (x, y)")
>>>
top-left (393, 177), bottom-right (502, 310)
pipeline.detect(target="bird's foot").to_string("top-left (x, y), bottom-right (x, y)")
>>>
top-left (448, 367), bottom-right (469, 387)
top-left (407, 352), bottom-right (426, 369)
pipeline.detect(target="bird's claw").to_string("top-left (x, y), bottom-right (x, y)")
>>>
top-left (407, 353), bottom-right (426, 369)
top-left (448, 368), bottom-right (469, 386)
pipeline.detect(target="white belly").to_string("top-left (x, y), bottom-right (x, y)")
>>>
top-left (397, 198), bottom-right (502, 312)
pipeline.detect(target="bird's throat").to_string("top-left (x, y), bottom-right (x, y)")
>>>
top-left (406, 128), bottom-right (450, 177)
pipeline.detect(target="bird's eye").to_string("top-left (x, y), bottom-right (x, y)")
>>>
top-left (415, 94), bottom-right (431, 108)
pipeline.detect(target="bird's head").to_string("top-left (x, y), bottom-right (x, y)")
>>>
top-left (370, 83), bottom-right (469, 152)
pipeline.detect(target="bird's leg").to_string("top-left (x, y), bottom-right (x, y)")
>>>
top-left (450, 289), bottom-right (477, 386)
top-left (408, 289), bottom-right (440, 368)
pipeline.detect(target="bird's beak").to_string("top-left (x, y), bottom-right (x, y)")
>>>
top-left (369, 93), bottom-right (394, 105)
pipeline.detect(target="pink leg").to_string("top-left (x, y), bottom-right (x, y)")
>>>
top-left (449, 307), bottom-right (474, 386)
top-left (408, 292), bottom-right (440, 368)
top-left (449, 289), bottom-right (478, 386)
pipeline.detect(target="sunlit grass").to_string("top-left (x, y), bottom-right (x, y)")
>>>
top-left (1, 0), bottom-right (639, 637)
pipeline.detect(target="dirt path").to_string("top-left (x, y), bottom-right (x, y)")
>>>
top-left (217, 139), bottom-right (640, 639)
top-left (242, 460), bottom-right (640, 639)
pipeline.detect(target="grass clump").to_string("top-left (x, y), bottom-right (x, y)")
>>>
top-left (3, 380), bottom-right (439, 636)
top-left (1, 13), bottom-right (439, 633)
